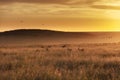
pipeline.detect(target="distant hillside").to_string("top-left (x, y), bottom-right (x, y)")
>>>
top-left (0, 29), bottom-right (93, 37)
top-left (0, 29), bottom-right (120, 45)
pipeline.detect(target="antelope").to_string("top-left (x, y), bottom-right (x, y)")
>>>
top-left (78, 48), bottom-right (84, 52)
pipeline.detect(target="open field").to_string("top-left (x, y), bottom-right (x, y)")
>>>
top-left (0, 43), bottom-right (120, 80)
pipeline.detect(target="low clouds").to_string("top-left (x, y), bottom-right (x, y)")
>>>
top-left (0, 0), bottom-right (120, 9)
top-left (0, 0), bottom-right (120, 31)
top-left (0, 0), bottom-right (70, 4)
top-left (1, 0), bottom-right (120, 19)
top-left (91, 0), bottom-right (120, 10)
top-left (92, 4), bottom-right (120, 10)
top-left (0, 0), bottom-right (98, 5)
top-left (1, 0), bottom-right (120, 10)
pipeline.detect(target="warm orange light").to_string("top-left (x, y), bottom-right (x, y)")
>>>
top-left (0, 1), bottom-right (120, 32)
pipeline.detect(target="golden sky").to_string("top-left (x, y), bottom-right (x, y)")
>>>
top-left (0, 0), bottom-right (120, 32)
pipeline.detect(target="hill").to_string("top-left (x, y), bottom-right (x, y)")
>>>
top-left (0, 29), bottom-right (120, 45)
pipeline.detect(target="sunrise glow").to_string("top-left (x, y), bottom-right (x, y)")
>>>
top-left (0, 0), bottom-right (120, 32)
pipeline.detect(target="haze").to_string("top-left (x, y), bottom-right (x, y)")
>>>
top-left (0, 0), bottom-right (120, 32)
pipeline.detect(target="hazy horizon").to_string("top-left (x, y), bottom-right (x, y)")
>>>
top-left (1, 28), bottom-right (120, 33)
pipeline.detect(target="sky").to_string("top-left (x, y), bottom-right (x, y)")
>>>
top-left (0, 0), bottom-right (120, 32)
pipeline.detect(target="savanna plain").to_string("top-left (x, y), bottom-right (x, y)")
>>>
top-left (0, 43), bottom-right (120, 80)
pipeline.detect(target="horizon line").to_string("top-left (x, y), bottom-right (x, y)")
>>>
top-left (0, 29), bottom-right (120, 33)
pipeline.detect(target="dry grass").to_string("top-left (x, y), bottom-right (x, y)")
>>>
top-left (0, 43), bottom-right (120, 80)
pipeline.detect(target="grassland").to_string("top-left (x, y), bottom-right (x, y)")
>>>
top-left (0, 43), bottom-right (120, 80)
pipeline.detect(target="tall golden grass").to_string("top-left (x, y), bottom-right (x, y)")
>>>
top-left (0, 43), bottom-right (120, 80)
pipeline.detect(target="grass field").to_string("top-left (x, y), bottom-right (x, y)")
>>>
top-left (0, 43), bottom-right (120, 80)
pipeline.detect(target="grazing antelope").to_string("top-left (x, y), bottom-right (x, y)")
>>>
top-left (78, 48), bottom-right (84, 52)
top-left (47, 45), bottom-right (52, 48)
top-left (35, 49), bottom-right (40, 53)
top-left (41, 46), bottom-right (44, 48)
top-left (61, 45), bottom-right (66, 48)
top-left (46, 48), bottom-right (49, 51)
